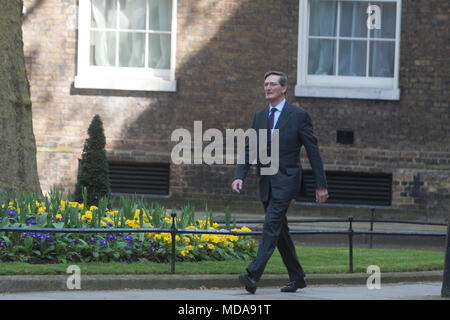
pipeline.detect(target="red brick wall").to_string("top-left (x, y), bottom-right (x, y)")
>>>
top-left (22, 0), bottom-right (449, 219)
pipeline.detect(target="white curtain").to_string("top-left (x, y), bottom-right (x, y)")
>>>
top-left (338, 1), bottom-right (367, 76)
top-left (90, 0), bottom-right (171, 69)
top-left (308, 0), bottom-right (337, 75)
top-left (308, 0), bottom-right (395, 77)
top-left (91, 0), bottom-right (117, 66)
top-left (148, 0), bottom-right (171, 69)
top-left (119, 0), bottom-right (146, 67)
top-left (370, 2), bottom-right (396, 77)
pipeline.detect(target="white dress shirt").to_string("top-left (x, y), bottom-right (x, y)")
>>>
top-left (268, 98), bottom-right (286, 134)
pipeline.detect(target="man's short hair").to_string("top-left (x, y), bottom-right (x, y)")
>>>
top-left (264, 70), bottom-right (288, 87)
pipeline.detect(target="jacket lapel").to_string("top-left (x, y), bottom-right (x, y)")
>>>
top-left (274, 102), bottom-right (293, 130)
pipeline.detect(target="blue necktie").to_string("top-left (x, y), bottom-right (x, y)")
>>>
top-left (267, 108), bottom-right (277, 156)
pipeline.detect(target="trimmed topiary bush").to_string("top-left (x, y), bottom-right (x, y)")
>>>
top-left (74, 114), bottom-right (110, 206)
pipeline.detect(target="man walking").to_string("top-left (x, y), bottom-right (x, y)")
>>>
top-left (231, 71), bottom-right (328, 294)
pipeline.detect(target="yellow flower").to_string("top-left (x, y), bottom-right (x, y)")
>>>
top-left (125, 219), bottom-right (141, 229)
top-left (161, 233), bottom-right (172, 243)
top-left (134, 209), bottom-right (149, 223)
top-left (185, 245), bottom-right (194, 251)
top-left (145, 232), bottom-right (153, 239)
top-left (197, 219), bottom-right (208, 229)
top-left (100, 216), bottom-right (114, 227)
top-left (207, 244), bottom-right (215, 250)
top-left (104, 216), bottom-right (113, 223)
top-left (81, 214), bottom-right (92, 223)
top-left (201, 234), bottom-right (210, 241)
top-left (108, 210), bottom-right (118, 217)
top-left (183, 237), bottom-right (190, 244)
top-left (69, 202), bottom-right (78, 208)
top-left (153, 234), bottom-right (162, 241)
top-left (198, 244), bottom-right (204, 249)
top-left (81, 210), bottom-right (92, 222)
top-left (56, 214), bottom-right (63, 221)
top-left (180, 250), bottom-right (188, 256)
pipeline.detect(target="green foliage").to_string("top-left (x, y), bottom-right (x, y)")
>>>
top-left (0, 189), bottom-right (255, 264)
top-left (0, 246), bottom-right (444, 275)
top-left (74, 114), bottom-right (110, 206)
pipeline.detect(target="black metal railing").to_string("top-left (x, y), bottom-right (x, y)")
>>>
top-left (0, 213), bottom-right (447, 274)
top-left (215, 214), bottom-right (448, 273)
top-left (0, 212), bottom-right (259, 274)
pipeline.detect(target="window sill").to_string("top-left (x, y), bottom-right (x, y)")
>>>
top-left (295, 85), bottom-right (400, 101)
top-left (74, 74), bottom-right (176, 92)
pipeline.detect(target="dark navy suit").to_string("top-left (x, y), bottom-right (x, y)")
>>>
top-left (234, 101), bottom-right (327, 282)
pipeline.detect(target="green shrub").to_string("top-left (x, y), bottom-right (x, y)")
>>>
top-left (74, 115), bottom-right (110, 206)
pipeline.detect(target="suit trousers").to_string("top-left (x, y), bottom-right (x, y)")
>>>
top-left (246, 187), bottom-right (306, 282)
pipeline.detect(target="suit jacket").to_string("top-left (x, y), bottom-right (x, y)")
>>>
top-left (234, 101), bottom-right (327, 202)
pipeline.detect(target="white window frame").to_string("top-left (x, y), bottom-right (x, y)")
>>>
top-left (295, 0), bottom-right (402, 100)
top-left (75, 0), bottom-right (177, 92)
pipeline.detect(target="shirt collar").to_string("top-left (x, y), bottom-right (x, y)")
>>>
top-left (270, 98), bottom-right (286, 112)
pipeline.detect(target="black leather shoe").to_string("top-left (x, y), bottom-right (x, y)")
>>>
top-left (239, 273), bottom-right (257, 294)
top-left (280, 278), bottom-right (307, 292)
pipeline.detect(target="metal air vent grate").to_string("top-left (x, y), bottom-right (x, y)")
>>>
top-left (297, 170), bottom-right (392, 206)
top-left (108, 161), bottom-right (170, 196)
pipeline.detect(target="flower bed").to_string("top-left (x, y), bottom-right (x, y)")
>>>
top-left (0, 190), bottom-right (256, 264)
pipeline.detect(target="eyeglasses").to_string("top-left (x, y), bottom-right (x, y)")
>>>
top-left (264, 82), bottom-right (280, 88)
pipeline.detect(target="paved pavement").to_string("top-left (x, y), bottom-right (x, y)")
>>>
top-left (0, 282), bottom-right (446, 300)
top-left (0, 271), bottom-right (447, 300)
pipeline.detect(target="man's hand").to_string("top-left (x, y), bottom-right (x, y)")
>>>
top-left (316, 188), bottom-right (329, 203)
top-left (231, 179), bottom-right (243, 194)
